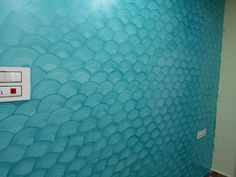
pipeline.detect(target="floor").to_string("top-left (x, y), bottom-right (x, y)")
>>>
top-left (205, 171), bottom-right (228, 177)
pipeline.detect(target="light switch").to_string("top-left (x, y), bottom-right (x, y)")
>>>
top-left (0, 71), bottom-right (22, 83)
top-left (14, 72), bottom-right (22, 82)
top-left (0, 67), bottom-right (30, 102)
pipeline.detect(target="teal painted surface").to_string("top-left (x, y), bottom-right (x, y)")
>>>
top-left (0, 0), bottom-right (224, 177)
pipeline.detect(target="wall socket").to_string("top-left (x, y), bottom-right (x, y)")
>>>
top-left (0, 88), bottom-right (3, 96)
top-left (197, 129), bottom-right (207, 140)
top-left (0, 67), bottom-right (30, 102)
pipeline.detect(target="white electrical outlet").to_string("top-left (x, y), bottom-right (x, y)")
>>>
top-left (197, 129), bottom-right (207, 140)
top-left (0, 67), bottom-right (30, 102)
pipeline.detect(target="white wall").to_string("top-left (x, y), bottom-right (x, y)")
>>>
top-left (212, 0), bottom-right (236, 176)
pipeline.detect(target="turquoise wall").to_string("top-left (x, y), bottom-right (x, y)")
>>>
top-left (0, 0), bottom-right (224, 177)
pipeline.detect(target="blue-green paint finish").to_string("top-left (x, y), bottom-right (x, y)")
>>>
top-left (0, 0), bottom-right (224, 177)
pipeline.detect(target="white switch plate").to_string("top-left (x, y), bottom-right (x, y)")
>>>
top-left (0, 67), bottom-right (30, 102)
top-left (197, 129), bottom-right (207, 140)
top-left (0, 71), bottom-right (22, 82)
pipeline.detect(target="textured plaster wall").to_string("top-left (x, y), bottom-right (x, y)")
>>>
top-left (0, 0), bottom-right (224, 177)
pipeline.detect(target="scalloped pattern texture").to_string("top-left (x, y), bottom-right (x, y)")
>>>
top-left (0, 0), bottom-right (224, 177)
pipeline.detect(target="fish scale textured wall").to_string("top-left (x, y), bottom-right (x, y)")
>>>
top-left (0, 0), bottom-right (224, 177)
